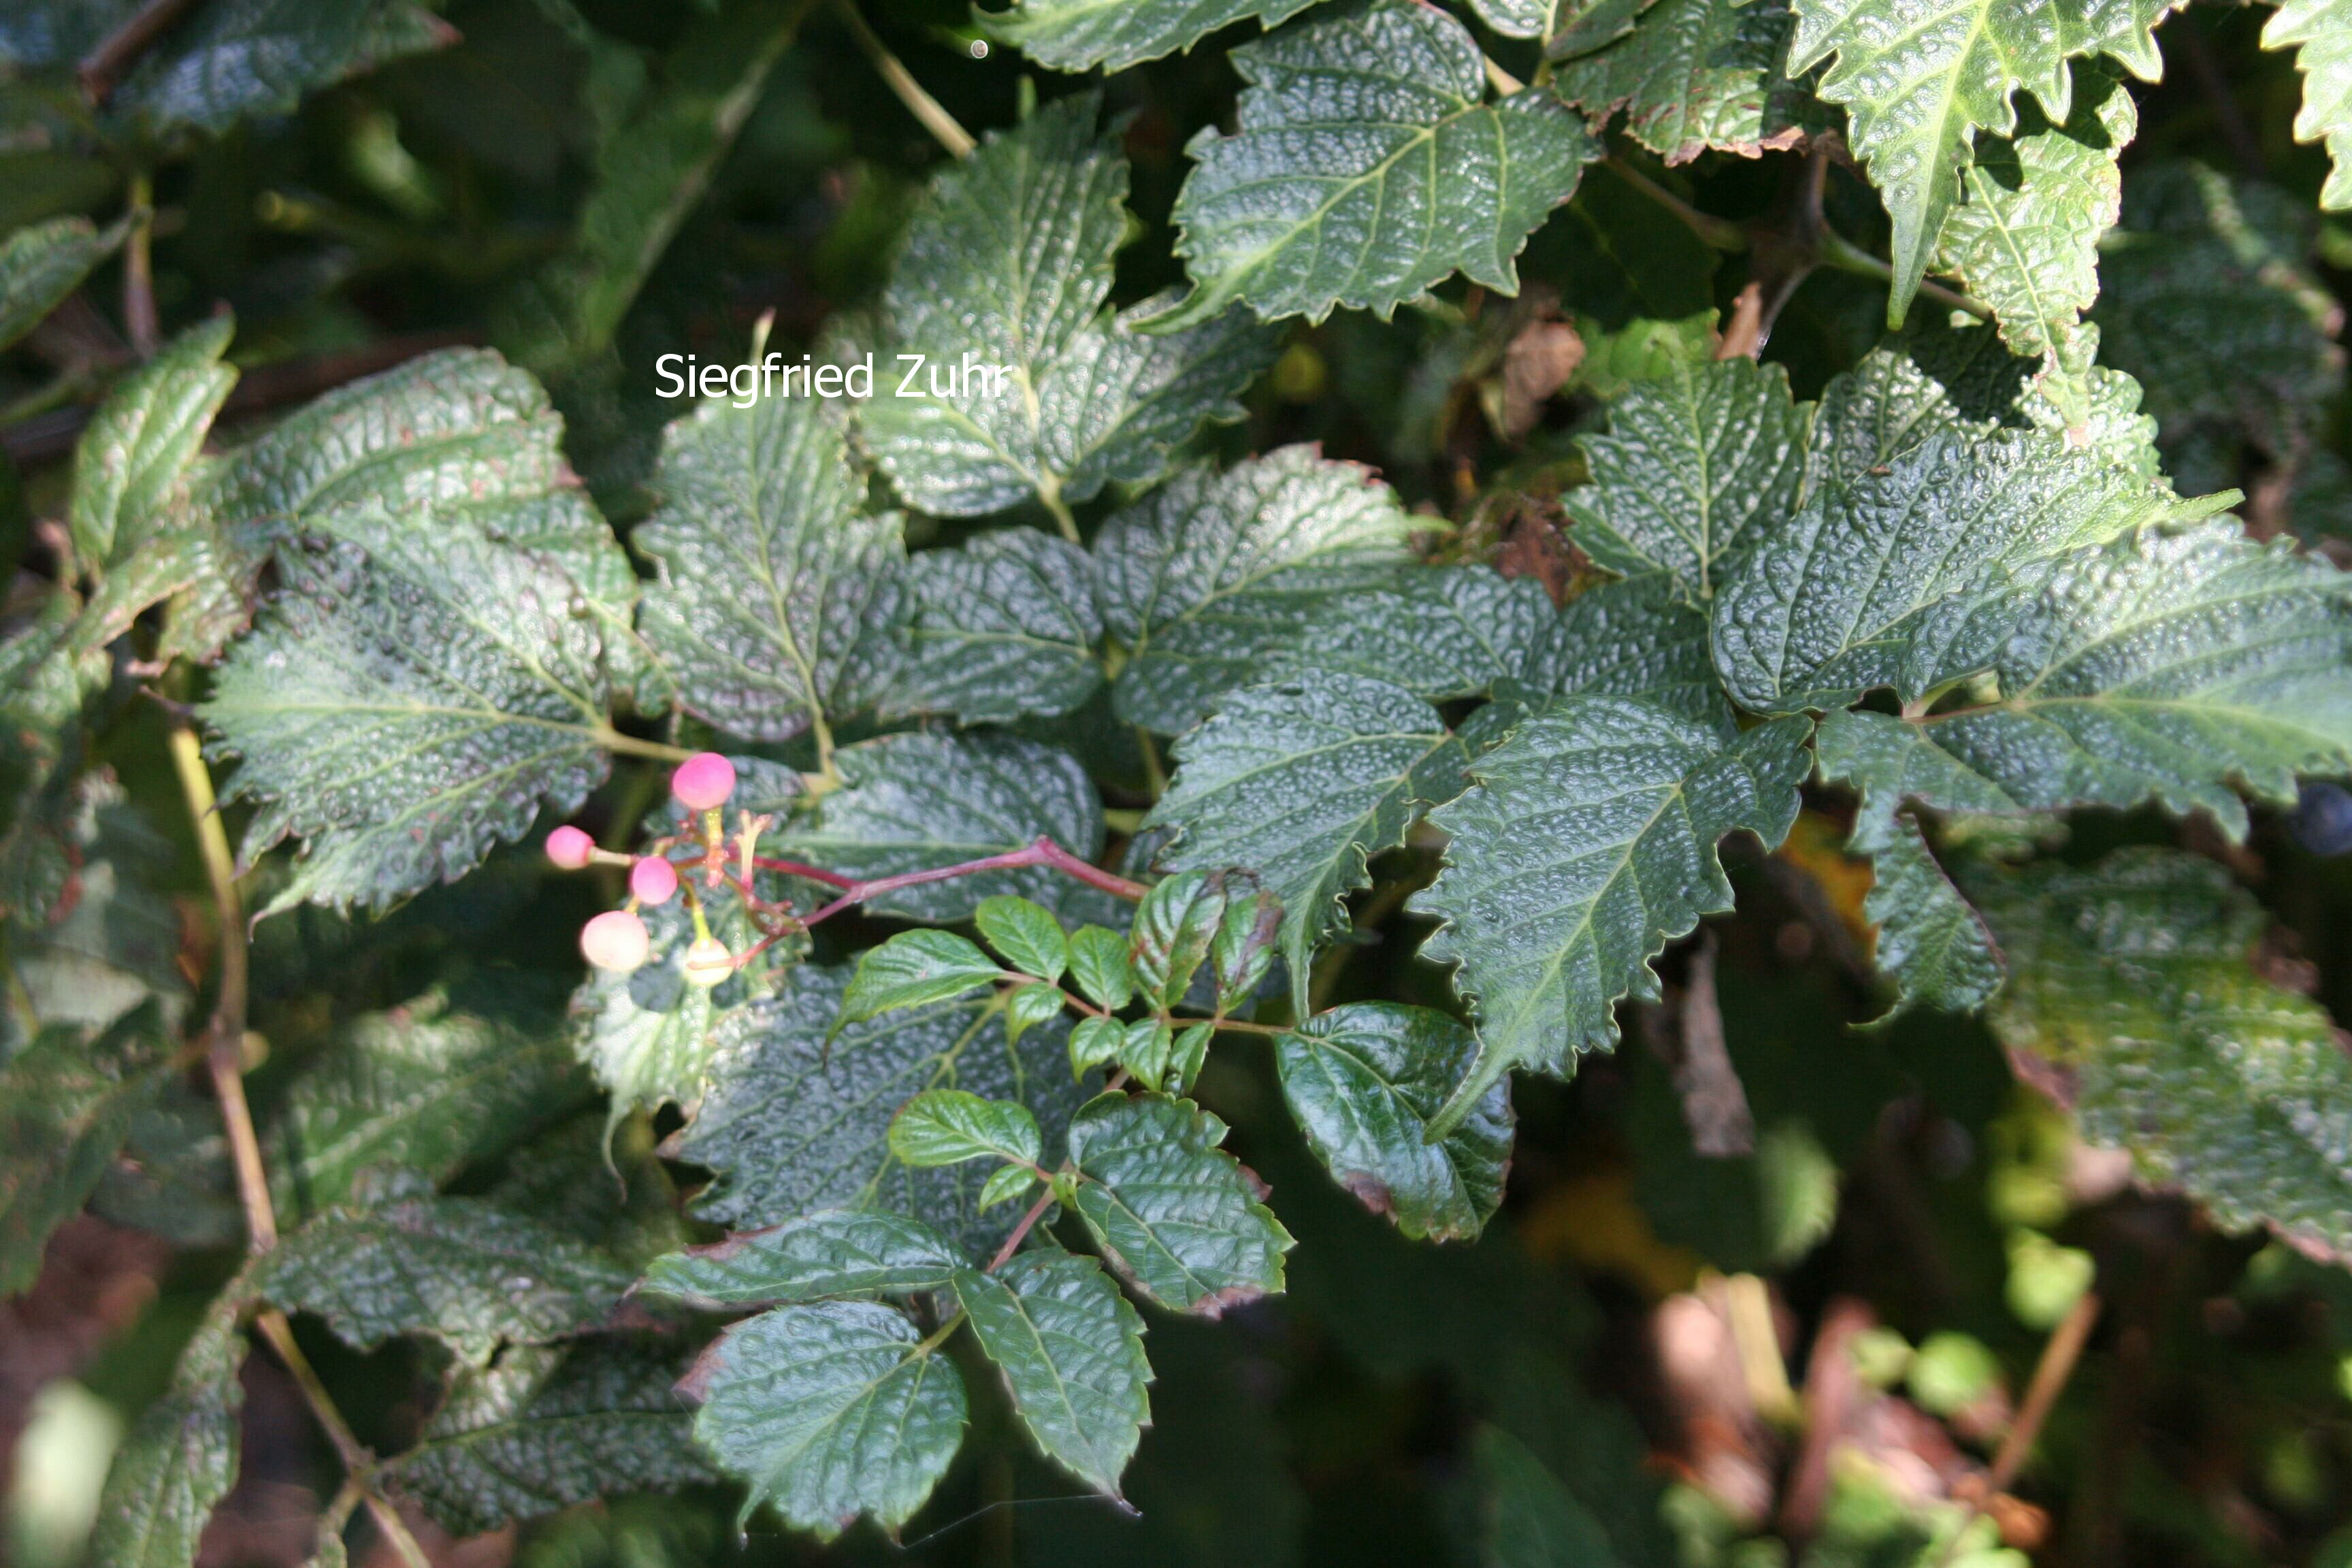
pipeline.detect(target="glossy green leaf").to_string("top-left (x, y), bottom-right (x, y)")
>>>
top-left (890, 1090), bottom-right (1043, 1169)
top-left (1066, 926), bottom-right (1137, 1012)
top-left (980, 0), bottom-right (1322, 70)
top-left (976, 896), bottom-right (1070, 983)
top-left (638, 1209), bottom-right (964, 1307)
top-left (0, 214), bottom-right (118, 353)
top-left (840, 932), bottom-right (1004, 1026)
top-left (1069, 1015), bottom-right (1126, 1077)
top-left (1552, 0), bottom-right (1822, 165)
top-left (1007, 982), bottom-right (1071, 1048)
top-left (1127, 871), bottom-right (1227, 1009)
top-left (1158, 2), bottom-right (1600, 327)
top-left (1063, 1092), bottom-right (1293, 1315)
top-left (889, 532), bottom-right (1105, 725)
top-left (955, 1251), bottom-right (1152, 1496)
top-left (69, 317), bottom-right (236, 568)
top-left (682, 1299), bottom-right (967, 1539)
top-left (1275, 1002), bottom-right (1512, 1241)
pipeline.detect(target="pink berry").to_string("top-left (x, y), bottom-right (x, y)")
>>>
top-left (546, 825), bottom-right (595, 870)
top-left (581, 909), bottom-right (651, 973)
top-left (630, 855), bottom-right (680, 905)
top-left (672, 752), bottom-right (737, 812)
top-left (682, 934), bottom-right (734, 988)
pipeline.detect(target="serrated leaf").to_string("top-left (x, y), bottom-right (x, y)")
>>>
top-left (88, 1295), bottom-right (243, 1568)
top-left (862, 94), bottom-right (1276, 517)
top-left (841, 932), bottom-right (1004, 1026)
top-left (683, 1299), bottom-right (967, 1539)
top-left (669, 965), bottom-right (1082, 1258)
top-left (1520, 575), bottom-right (1723, 723)
top-left (1971, 849), bottom-right (2352, 1263)
top-left (1411, 698), bottom-right (1811, 1132)
top-left (0, 215), bottom-right (118, 353)
top-left (393, 1340), bottom-right (714, 1535)
top-left (2266, 0), bottom-right (2352, 208)
top-left (1850, 813), bottom-right (2006, 1017)
top-left (1470, 0), bottom-right (1559, 36)
top-left (0, 1002), bottom-right (174, 1295)
top-left (773, 730), bottom-right (1110, 924)
top-left (1066, 926), bottom-right (1136, 1011)
top-left (1935, 61), bottom-right (2132, 360)
top-left (1275, 1002), bottom-right (1513, 1241)
top-left (1158, 2), bottom-right (1599, 327)
top-left (1008, 982), bottom-right (1070, 1047)
top-left (1810, 520), bottom-right (2352, 841)
top-left (1063, 1092), bottom-right (1293, 1315)
top-left (570, 963), bottom-right (725, 1134)
top-left (1271, 565), bottom-right (1557, 700)
top-left (201, 498), bottom-right (621, 916)
top-left (1563, 351), bottom-right (1810, 602)
top-left (1710, 423), bottom-right (2219, 715)
top-left (636, 394), bottom-right (906, 741)
top-left (976, 896), bottom-right (1070, 983)
top-left (1552, 0), bottom-right (1823, 165)
top-left (1784, 0), bottom-right (2176, 322)
top-left (889, 532), bottom-right (1105, 725)
top-left (1115, 1019), bottom-right (1180, 1090)
top-left (638, 1209), bottom-right (963, 1307)
top-left (261, 1196), bottom-right (630, 1362)
top-left (100, 0), bottom-right (451, 135)
top-left (1069, 1015), bottom-right (1127, 1076)
top-left (1127, 872), bottom-right (1228, 1009)
top-left (891, 1090), bottom-right (1044, 1169)
top-left (272, 985), bottom-right (586, 1216)
top-left (1095, 446), bottom-right (1422, 733)
top-left (69, 317), bottom-right (236, 568)
top-left (955, 1251), bottom-right (1151, 1497)
top-left (980, 0), bottom-right (1322, 69)
top-left (1149, 670), bottom-right (1465, 1009)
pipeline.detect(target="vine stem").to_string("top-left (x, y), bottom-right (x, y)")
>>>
top-left (165, 723), bottom-right (434, 1568)
top-left (832, 0), bottom-right (975, 159)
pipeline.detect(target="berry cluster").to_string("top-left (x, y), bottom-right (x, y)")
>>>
top-left (547, 753), bottom-right (758, 984)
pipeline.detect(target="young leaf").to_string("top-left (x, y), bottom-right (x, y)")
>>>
top-left (1971, 849), bottom-right (2352, 1264)
top-left (954, 1252), bottom-right (1152, 1497)
top-left (0, 1003), bottom-right (174, 1294)
top-left (980, 1164), bottom-right (1037, 1210)
top-left (1275, 1003), bottom-right (1513, 1242)
top-left (860, 93), bottom-right (1276, 517)
top-left (840, 932), bottom-right (1004, 1026)
top-left (1008, 982), bottom-right (1071, 1047)
top-left (1066, 926), bottom-right (1137, 1012)
top-left (1552, 0), bottom-right (1822, 166)
top-left (1094, 446), bottom-right (1422, 734)
top-left (976, 895), bottom-right (1071, 983)
top-left (2267, 0), bottom-right (2352, 208)
top-left (1147, 671), bottom-right (1466, 1008)
top-left (1115, 1019), bottom-right (1179, 1090)
top-left (1156, 1), bottom-right (1600, 327)
top-left (0, 215), bottom-right (120, 353)
top-left (69, 317), bottom-right (237, 568)
top-left (1411, 698), bottom-right (1812, 1132)
top-left (1271, 565), bottom-right (1557, 700)
top-left (636, 393), bottom-right (906, 741)
top-left (1782, 0), bottom-right (2176, 322)
top-left (670, 966), bottom-right (1081, 1258)
top-left (772, 731), bottom-right (1111, 922)
top-left (1063, 1092), bottom-right (1294, 1315)
top-left (1069, 1015), bottom-right (1127, 1077)
top-left (684, 1300), bottom-right (967, 1539)
top-left (88, 1296), bottom-right (243, 1568)
top-left (981, 0), bottom-right (1322, 71)
top-left (391, 1340), bottom-right (714, 1535)
top-left (1128, 872), bottom-right (1227, 1009)
top-left (261, 1196), bottom-right (632, 1362)
top-left (889, 1090), bottom-right (1045, 1169)
top-left (889, 532), bottom-right (1105, 725)
top-left (638, 1209), bottom-right (964, 1307)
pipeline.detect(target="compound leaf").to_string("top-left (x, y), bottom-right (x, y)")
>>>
top-left (954, 1251), bottom-right (1151, 1497)
top-left (841, 933), bottom-right (1004, 1025)
top-left (638, 1209), bottom-right (962, 1307)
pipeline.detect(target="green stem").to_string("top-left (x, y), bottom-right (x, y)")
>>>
top-left (591, 723), bottom-right (698, 764)
top-left (832, 0), bottom-right (975, 159)
top-left (1818, 230), bottom-right (1992, 320)
top-left (1605, 155), bottom-right (1748, 252)
top-left (1037, 479), bottom-right (1080, 544)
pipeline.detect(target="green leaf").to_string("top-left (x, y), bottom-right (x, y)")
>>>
top-left (272, 985), bottom-right (585, 1215)
top-left (0, 214), bottom-right (119, 353)
top-left (570, 960), bottom-right (726, 1134)
top-left (1275, 1002), bottom-right (1512, 1242)
top-left (861, 93), bottom-right (1276, 517)
top-left (1934, 61), bottom-right (2133, 361)
top-left (1852, 813), bottom-right (2006, 1017)
top-left (0, 1003), bottom-right (175, 1295)
top-left (1069, 1015), bottom-right (1127, 1076)
top-left (980, 0), bottom-right (1322, 70)
top-left (1970, 849), bottom-right (2352, 1263)
top-left (979, 1164), bottom-right (1036, 1210)
top-left (1096, 446), bottom-right (1422, 734)
top-left (1519, 575), bottom-right (1722, 723)
top-left (1563, 350), bottom-right (1811, 602)
top-left (1411, 698), bottom-right (1811, 1133)
top-left (775, 730), bottom-right (1111, 923)
top-left (976, 895), bottom-right (1070, 983)
top-left (88, 1296), bottom-right (243, 1568)
top-left (1128, 871), bottom-right (1227, 1009)
top-left (2266, 0), bottom-right (2352, 208)
top-left (102, 0), bottom-right (451, 135)
top-left (890, 1090), bottom-right (1044, 1169)
top-left (1810, 520), bottom-right (2352, 840)
top-left (954, 1251), bottom-right (1152, 1497)
top-left (636, 394), bottom-right (906, 742)
top-left (638, 1209), bottom-right (963, 1307)
top-left (1149, 670), bottom-right (1465, 1009)
top-left (1114, 1018), bottom-right (1180, 1090)
top-left (682, 1299), bottom-right (967, 1539)
top-left (68, 317), bottom-right (236, 568)
top-left (1158, 2), bottom-right (1599, 327)
top-left (1784, 0), bottom-right (2175, 322)
top-left (1552, 0), bottom-right (1823, 166)
top-left (1470, 1424), bottom-right (1625, 1568)
top-left (1471, 0), bottom-right (1559, 36)
top-left (889, 532), bottom-right (1105, 725)
top-left (1064, 1092), bottom-right (1293, 1315)
top-left (1272, 565), bottom-right (1557, 700)
top-left (1007, 982), bottom-right (1069, 1047)
top-left (1066, 926), bottom-right (1136, 1012)
top-left (670, 966), bottom-right (1083, 1258)
top-left (393, 1340), bottom-right (714, 1535)
top-left (261, 1196), bottom-right (631, 1362)
top-left (841, 932), bottom-right (1004, 1026)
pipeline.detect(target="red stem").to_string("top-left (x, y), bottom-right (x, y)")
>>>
top-left (750, 856), bottom-right (858, 889)
top-left (987, 1184), bottom-right (1060, 1272)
